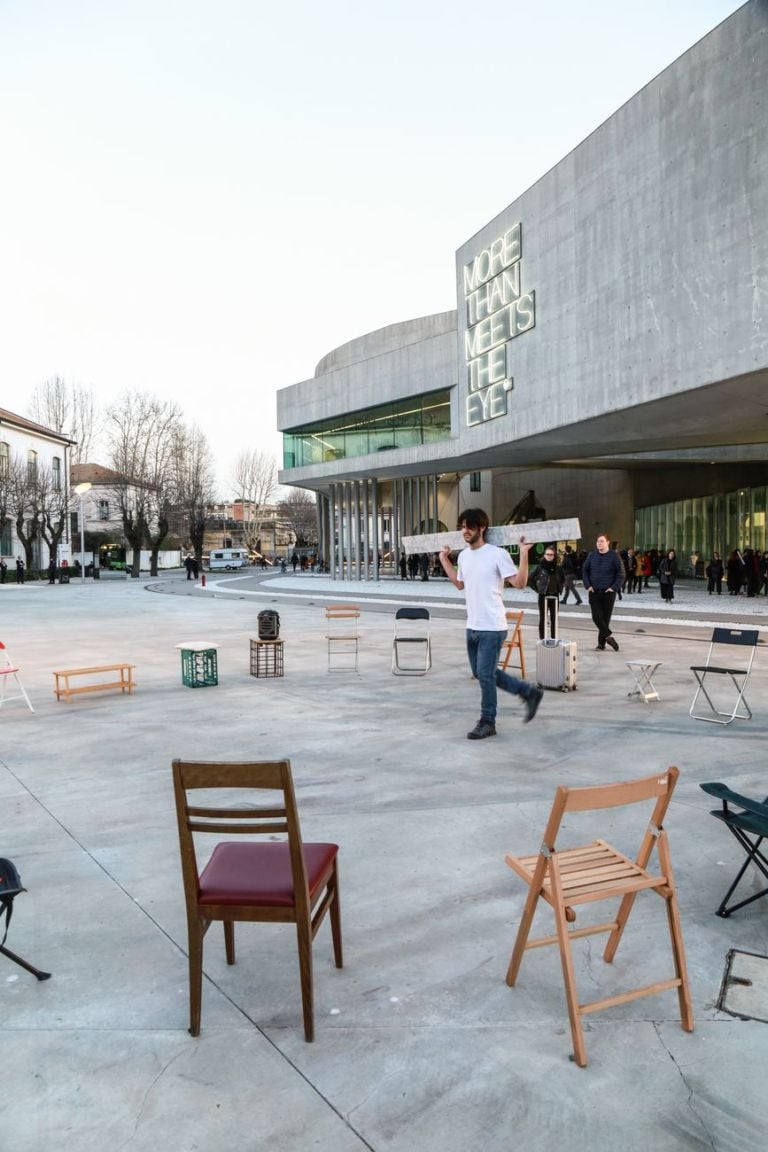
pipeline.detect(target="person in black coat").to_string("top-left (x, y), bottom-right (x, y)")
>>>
top-left (658, 549), bottom-right (678, 601)
top-left (531, 545), bottom-right (564, 639)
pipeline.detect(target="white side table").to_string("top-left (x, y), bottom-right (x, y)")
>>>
top-left (626, 660), bottom-right (662, 703)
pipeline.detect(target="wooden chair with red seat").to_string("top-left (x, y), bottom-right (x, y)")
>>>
top-left (172, 758), bottom-right (342, 1041)
top-left (504, 767), bottom-right (693, 1067)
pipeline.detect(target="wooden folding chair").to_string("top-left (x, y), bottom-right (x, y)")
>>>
top-left (172, 758), bottom-right (343, 1041)
top-left (325, 604), bottom-right (360, 672)
top-left (505, 768), bottom-right (693, 1067)
top-left (700, 781), bottom-right (768, 917)
top-left (498, 610), bottom-right (526, 678)
top-left (689, 627), bottom-right (759, 725)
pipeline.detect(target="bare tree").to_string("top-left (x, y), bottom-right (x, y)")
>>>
top-left (28, 376), bottom-right (99, 463)
top-left (106, 392), bottom-right (183, 577)
top-left (278, 488), bottom-right (317, 548)
top-left (37, 464), bottom-right (70, 566)
top-left (7, 455), bottom-right (41, 570)
top-left (230, 449), bottom-right (276, 554)
top-left (172, 423), bottom-right (217, 564)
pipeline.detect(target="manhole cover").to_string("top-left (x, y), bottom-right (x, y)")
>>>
top-left (718, 949), bottom-right (768, 1023)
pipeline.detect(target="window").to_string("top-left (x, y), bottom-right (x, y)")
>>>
top-left (0, 442), bottom-right (9, 477)
top-left (99, 500), bottom-right (110, 521)
top-left (52, 457), bottom-right (62, 491)
top-left (1, 518), bottom-right (11, 553)
top-left (27, 449), bottom-right (37, 480)
top-left (470, 472), bottom-right (482, 492)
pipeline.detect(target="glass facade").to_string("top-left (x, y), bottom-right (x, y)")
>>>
top-left (282, 389), bottom-right (452, 469)
top-left (635, 485), bottom-right (768, 563)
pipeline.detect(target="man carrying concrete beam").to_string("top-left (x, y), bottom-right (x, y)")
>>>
top-left (439, 507), bottom-right (544, 740)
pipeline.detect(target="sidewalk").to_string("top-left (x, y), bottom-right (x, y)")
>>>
top-left (1, 574), bottom-right (766, 1151)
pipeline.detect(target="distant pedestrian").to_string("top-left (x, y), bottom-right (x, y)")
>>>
top-left (408, 553), bottom-right (419, 581)
top-left (48, 557), bottom-right (57, 584)
top-left (184, 554), bottom-right (195, 580)
top-left (706, 552), bottom-right (724, 595)
top-left (399, 552), bottom-right (407, 580)
top-left (531, 545), bottom-right (563, 638)
top-left (15, 557), bottom-right (24, 584)
top-left (560, 546), bottom-right (583, 605)
top-left (0, 559), bottom-right (6, 583)
top-left (419, 553), bottom-right (430, 582)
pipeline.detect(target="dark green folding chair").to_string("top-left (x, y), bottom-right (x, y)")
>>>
top-left (700, 782), bottom-right (768, 917)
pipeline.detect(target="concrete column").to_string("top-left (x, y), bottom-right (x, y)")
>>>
top-left (329, 485), bottom-right (337, 580)
top-left (371, 479), bottom-right (380, 581)
top-left (432, 475), bottom-right (439, 532)
top-left (353, 481), bottom-right (361, 582)
top-left (362, 480), bottom-right (370, 582)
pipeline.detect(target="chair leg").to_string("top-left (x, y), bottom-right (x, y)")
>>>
top-left (296, 917), bottom-right (315, 1042)
top-left (188, 916), bottom-right (205, 1037)
top-left (506, 875), bottom-right (543, 986)
top-left (549, 865), bottom-right (588, 1067)
top-left (328, 864), bottom-right (343, 969)
top-left (224, 920), bottom-right (235, 965)
top-left (657, 834), bottom-right (694, 1033)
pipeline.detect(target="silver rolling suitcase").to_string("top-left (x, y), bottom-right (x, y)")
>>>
top-left (536, 596), bottom-right (577, 691)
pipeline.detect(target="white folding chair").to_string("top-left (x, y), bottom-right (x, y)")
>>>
top-left (689, 627), bottom-right (759, 725)
top-left (0, 642), bottom-right (35, 713)
top-left (391, 607), bottom-right (431, 676)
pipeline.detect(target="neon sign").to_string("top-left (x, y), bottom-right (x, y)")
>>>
top-left (464, 223), bottom-right (535, 427)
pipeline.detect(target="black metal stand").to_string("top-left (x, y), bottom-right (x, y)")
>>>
top-left (0, 942), bottom-right (51, 980)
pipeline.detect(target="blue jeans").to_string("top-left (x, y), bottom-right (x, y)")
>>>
top-left (466, 629), bottom-right (530, 724)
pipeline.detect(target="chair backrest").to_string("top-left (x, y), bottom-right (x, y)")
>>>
top-left (541, 768), bottom-right (680, 861)
top-left (325, 604), bottom-right (360, 622)
top-left (394, 607), bottom-right (430, 622)
top-left (172, 758), bottom-right (310, 910)
top-left (710, 627), bottom-right (759, 650)
top-left (0, 642), bottom-right (14, 670)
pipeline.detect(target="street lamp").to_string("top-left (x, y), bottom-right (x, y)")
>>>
top-left (74, 482), bottom-right (92, 584)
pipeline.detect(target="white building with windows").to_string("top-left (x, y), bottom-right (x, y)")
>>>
top-left (0, 406), bottom-right (75, 569)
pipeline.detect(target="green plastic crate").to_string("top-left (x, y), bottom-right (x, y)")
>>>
top-left (180, 647), bottom-right (218, 688)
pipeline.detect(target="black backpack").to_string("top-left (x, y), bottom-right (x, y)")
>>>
top-left (0, 857), bottom-right (25, 946)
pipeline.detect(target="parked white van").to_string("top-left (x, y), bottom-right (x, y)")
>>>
top-left (205, 548), bottom-right (248, 570)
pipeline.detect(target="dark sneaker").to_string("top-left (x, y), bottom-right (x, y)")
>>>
top-left (606, 636), bottom-right (619, 651)
top-left (524, 687), bottom-right (544, 723)
top-left (468, 720), bottom-right (496, 740)
top-left (595, 644), bottom-right (605, 651)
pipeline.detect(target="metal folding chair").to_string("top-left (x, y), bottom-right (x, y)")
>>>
top-left (391, 607), bottom-right (431, 675)
top-left (700, 782), bottom-right (768, 917)
top-left (689, 627), bottom-right (759, 725)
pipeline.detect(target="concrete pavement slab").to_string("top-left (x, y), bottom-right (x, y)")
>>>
top-left (1, 573), bottom-right (766, 1150)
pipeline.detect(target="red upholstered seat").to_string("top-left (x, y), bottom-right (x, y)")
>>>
top-left (200, 841), bottom-right (339, 906)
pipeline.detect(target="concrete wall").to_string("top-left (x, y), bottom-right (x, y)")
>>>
top-left (453, 2), bottom-right (768, 461)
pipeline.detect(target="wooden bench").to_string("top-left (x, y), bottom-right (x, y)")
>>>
top-left (53, 663), bottom-right (137, 702)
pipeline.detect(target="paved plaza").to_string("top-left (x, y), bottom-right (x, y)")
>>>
top-left (1, 570), bottom-right (767, 1152)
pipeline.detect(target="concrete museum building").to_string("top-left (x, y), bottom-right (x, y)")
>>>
top-left (277, 2), bottom-right (768, 580)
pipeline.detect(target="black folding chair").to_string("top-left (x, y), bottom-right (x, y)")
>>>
top-left (391, 607), bottom-right (431, 676)
top-left (689, 627), bottom-right (759, 725)
top-left (700, 782), bottom-right (768, 917)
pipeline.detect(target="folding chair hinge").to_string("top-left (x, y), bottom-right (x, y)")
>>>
top-left (648, 821), bottom-right (662, 838)
top-left (540, 842), bottom-right (553, 858)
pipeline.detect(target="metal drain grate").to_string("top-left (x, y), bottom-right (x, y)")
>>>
top-left (718, 950), bottom-right (768, 1023)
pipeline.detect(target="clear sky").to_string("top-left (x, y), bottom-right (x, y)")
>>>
top-left (0, 0), bottom-right (742, 495)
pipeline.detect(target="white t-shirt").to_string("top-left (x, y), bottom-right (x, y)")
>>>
top-left (457, 543), bottom-right (518, 630)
